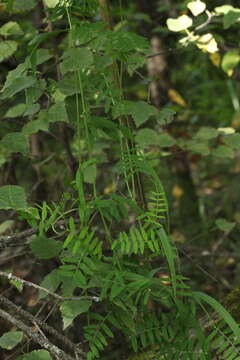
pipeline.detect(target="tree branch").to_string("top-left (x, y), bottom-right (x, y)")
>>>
top-left (0, 308), bottom-right (76, 360)
top-left (0, 271), bottom-right (99, 303)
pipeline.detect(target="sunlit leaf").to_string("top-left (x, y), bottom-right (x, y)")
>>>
top-left (197, 33), bottom-right (218, 53)
top-left (167, 15), bottom-right (193, 32)
top-left (187, 1), bottom-right (206, 16)
top-left (43, 0), bottom-right (60, 8)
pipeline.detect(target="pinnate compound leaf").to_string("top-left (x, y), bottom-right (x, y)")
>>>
top-left (216, 218), bottom-right (235, 232)
top-left (21, 350), bottom-right (52, 360)
top-left (135, 128), bottom-right (159, 147)
top-left (112, 100), bottom-right (157, 127)
top-left (1, 132), bottom-right (29, 154)
top-left (0, 40), bottom-right (17, 63)
top-left (167, 15), bottom-right (192, 32)
top-left (60, 300), bottom-right (92, 329)
top-left (0, 331), bottom-right (23, 350)
top-left (0, 185), bottom-right (27, 210)
top-left (193, 292), bottom-right (240, 341)
top-left (223, 133), bottom-right (240, 149)
top-left (31, 235), bottom-right (62, 259)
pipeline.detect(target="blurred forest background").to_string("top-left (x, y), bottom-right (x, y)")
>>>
top-left (1, 0), bottom-right (240, 359)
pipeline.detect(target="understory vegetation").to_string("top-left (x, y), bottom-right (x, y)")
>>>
top-left (1, 1), bottom-right (240, 359)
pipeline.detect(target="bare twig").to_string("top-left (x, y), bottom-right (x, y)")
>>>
top-left (0, 271), bottom-right (99, 303)
top-left (0, 308), bottom-right (76, 360)
top-left (0, 295), bottom-right (78, 355)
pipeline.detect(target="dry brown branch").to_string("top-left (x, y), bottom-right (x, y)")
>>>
top-left (0, 295), bottom-right (79, 356)
top-left (0, 308), bottom-right (76, 360)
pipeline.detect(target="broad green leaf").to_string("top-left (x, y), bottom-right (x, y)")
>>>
top-left (1, 76), bottom-right (36, 100)
top-left (22, 112), bottom-right (49, 135)
top-left (216, 218), bottom-right (235, 232)
top-left (2, 62), bottom-right (27, 91)
top-left (135, 128), bottom-right (159, 147)
top-left (223, 133), bottom-right (240, 149)
top-left (112, 100), bottom-right (157, 127)
top-left (1, 132), bottom-right (29, 154)
top-left (43, 0), bottom-right (60, 8)
top-left (39, 269), bottom-right (61, 299)
top-left (0, 40), bottom-right (17, 62)
top-left (0, 21), bottom-right (23, 36)
top-left (34, 49), bottom-right (53, 65)
top-left (58, 74), bottom-right (79, 96)
top-left (0, 185), bottom-right (27, 210)
top-left (193, 292), bottom-right (240, 341)
top-left (187, 141), bottom-right (210, 155)
top-left (48, 102), bottom-right (68, 123)
top-left (195, 127), bottom-right (218, 140)
top-left (222, 50), bottom-right (240, 75)
top-left (156, 107), bottom-right (176, 125)
top-left (61, 48), bottom-right (93, 74)
top-left (21, 350), bottom-right (52, 360)
top-left (212, 145), bottom-right (234, 158)
top-left (187, 1), bottom-right (206, 16)
top-left (12, 0), bottom-right (37, 12)
top-left (158, 133), bottom-right (176, 147)
top-left (60, 300), bottom-right (92, 329)
top-left (223, 9), bottom-right (240, 29)
top-left (167, 15), bottom-right (193, 32)
top-left (5, 104), bottom-right (27, 118)
top-left (0, 331), bottom-right (23, 349)
top-left (30, 235), bottom-right (62, 259)
top-left (24, 103), bottom-right (40, 116)
top-left (83, 163), bottom-right (97, 184)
